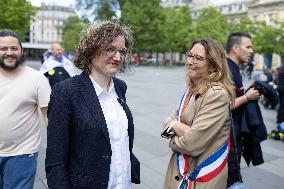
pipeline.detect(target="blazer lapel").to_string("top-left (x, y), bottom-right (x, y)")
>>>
top-left (113, 77), bottom-right (124, 100)
top-left (79, 73), bottom-right (110, 142)
top-left (113, 78), bottom-right (134, 150)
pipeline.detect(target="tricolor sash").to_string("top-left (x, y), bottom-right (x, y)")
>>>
top-left (176, 89), bottom-right (191, 189)
top-left (176, 90), bottom-right (230, 189)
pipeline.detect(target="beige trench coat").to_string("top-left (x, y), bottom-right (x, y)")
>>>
top-left (163, 85), bottom-right (231, 189)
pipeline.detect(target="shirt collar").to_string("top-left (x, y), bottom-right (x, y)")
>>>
top-left (52, 55), bottom-right (63, 63)
top-left (89, 75), bottom-right (115, 96)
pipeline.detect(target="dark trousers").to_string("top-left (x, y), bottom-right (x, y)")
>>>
top-left (277, 90), bottom-right (284, 124)
top-left (227, 126), bottom-right (244, 187)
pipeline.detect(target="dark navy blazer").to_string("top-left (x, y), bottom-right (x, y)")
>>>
top-left (46, 72), bottom-right (140, 189)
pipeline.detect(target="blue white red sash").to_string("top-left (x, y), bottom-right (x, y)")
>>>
top-left (176, 90), bottom-right (230, 189)
top-left (176, 89), bottom-right (191, 189)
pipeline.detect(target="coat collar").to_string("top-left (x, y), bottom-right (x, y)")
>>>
top-left (88, 75), bottom-right (115, 97)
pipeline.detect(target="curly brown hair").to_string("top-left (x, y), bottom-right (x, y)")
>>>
top-left (74, 20), bottom-right (133, 74)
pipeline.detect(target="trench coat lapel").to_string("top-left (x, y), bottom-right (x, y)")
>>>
top-left (182, 94), bottom-right (196, 125)
top-left (79, 72), bottom-right (110, 141)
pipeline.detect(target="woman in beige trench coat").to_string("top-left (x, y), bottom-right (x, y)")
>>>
top-left (162, 39), bottom-right (235, 189)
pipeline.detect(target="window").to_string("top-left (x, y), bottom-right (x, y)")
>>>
top-left (238, 4), bottom-right (242, 10)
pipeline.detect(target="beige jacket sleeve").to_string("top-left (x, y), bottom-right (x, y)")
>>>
top-left (169, 88), bottom-right (229, 157)
top-left (163, 109), bottom-right (178, 129)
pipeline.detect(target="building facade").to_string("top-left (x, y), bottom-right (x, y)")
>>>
top-left (163, 0), bottom-right (284, 23)
top-left (248, 0), bottom-right (284, 24)
top-left (191, 0), bottom-right (253, 20)
top-left (29, 3), bottom-right (76, 44)
top-left (161, 0), bottom-right (192, 8)
top-left (161, 0), bottom-right (284, 67)
top-left (23, 3), bottom-right (75, 60)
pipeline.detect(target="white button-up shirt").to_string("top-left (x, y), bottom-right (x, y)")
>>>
top-left (89, 76), bottom-right (131, 189)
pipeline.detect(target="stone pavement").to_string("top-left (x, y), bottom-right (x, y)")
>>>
top-left (26, 61), bottom-right (284, 189)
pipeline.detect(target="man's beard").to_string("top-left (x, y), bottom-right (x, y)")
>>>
top-left (0, 54), bottom-right (24, 71)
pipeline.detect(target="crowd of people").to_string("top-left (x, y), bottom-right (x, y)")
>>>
top-left (0, 20), bottom-right (283, 189)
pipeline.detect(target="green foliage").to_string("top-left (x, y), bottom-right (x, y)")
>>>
top-left (253, 21), bottom-right (280, 54)
top-left (75, 0), bottom-right (118, 21)
top-left (229, 16), bottom-right (260, 36)
top-left (274, 21), bottom-right (284, 55)
top-left (0, 0), bottom-right (36, 38)
top-left (61, 16), bottom-right (89, 53)
top-left (121, 0), bottom-right (164, 52)
top-left (97, 0), bottom-right (116, 20)
top-left (161, 6), bottom-right (192, 53)
top-left (227, 16), bottom-right (284, 55)
top-left (74, 1), bottom-right (284, 56)
top-left (188, 7), bottom-right (230, 46)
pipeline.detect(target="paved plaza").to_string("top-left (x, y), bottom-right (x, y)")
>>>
top-left (25, 61), bottom-right (284, 189)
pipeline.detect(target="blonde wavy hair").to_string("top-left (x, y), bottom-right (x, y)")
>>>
top-left (186, 39), bottom-right (235, 104)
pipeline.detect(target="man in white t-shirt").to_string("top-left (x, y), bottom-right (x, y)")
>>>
top-left (0, 29), bottom-right (51, 189)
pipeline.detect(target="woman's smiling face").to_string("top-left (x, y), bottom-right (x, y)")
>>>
top-left (185, 43), bottom-right (209, 84)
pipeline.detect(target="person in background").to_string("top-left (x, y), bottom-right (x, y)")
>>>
top-left (40, 42), bottom-right (77, 87)
top-left (263, 68), bottom-right (273, 84)
top-left (45, 20), bottom-right (140, 189)
top-left (41, 50), bottom-right (51, 64)
top-left (162, 39), bottom-right (235, 189)
top-left (247, 55), bottom-right (254, 80)
top-left (135, 53), bottom-right (140, 66)
top-left (0, 29), bottom-right (51, 189)
top-left (277, 61), bottom-right (284, 128)
top-left (226, 32), bottom-right (260, 188)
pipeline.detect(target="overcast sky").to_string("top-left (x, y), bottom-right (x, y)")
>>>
top-left (29, 0), bottom-right (75, 7)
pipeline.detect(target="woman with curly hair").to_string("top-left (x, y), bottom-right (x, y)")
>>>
top-left (45, 20), bottom-right (140, 189)
top-left (162, 39), bottom-right (235, 189)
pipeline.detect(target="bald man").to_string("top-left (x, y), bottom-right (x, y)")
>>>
top-left (40, 42), bottom-right (77, 87)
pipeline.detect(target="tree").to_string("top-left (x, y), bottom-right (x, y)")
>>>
top-left (0, 0), bottom-right (36, 38)
top-left (253, 22), bottom-right (280, 54)
top-left (249, 21), bottom-right (283, 68)
top-left (155, 6), bottom-right (192, 64)
top-left (161, 6), bottom-right (192, 53)
top-left (273, 21), bottom-right (284, 56)
top-left (229, 16), bottom-right (284, 56)
top-left (188, 7), bottom-right (229, 46)
top-left (61, 16), bottom-right (89, 53)
top-left (229, 16), bottom-right (260, 37)
top-left (97, 0), bottom-right (116, 20)
top-left (121, 0), bottom-right (164, 52)
top-left (75, 0), bottom-right (120, 21)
